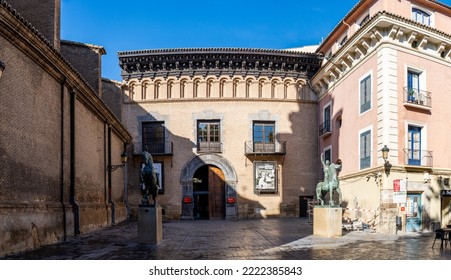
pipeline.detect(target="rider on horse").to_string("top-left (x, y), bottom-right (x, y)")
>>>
top-left (316, 153), bottom-right (342, 206)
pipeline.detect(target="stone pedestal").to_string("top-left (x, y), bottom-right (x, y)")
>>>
top-left (138, 205), bottom-right (163, 244)
top-left (313, 206), bottom-right (342, 238)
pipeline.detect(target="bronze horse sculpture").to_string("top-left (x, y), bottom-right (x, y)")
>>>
top-left (141, 151), bottom-right (160, 206)
top-left (316, 154), bottom-right (342, 206)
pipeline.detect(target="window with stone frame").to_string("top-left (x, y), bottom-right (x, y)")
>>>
top-left (142, 121), bottom-right (165, 154)
top-left (197, 120), bottom-right (221, 153)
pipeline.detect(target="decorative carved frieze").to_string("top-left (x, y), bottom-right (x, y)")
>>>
top-left (118, 48), bottom-right (322, 81)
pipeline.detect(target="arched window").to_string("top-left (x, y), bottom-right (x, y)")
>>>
top-left (219, 79), bottom-right (226, 98)
top-left (206, 79), bottom-right (213, 98)
top-left (129, 82), bottom-right (136, 100)
top-left (258, 80), bottom-right (265, 98)
top-left (193, 79), bottom-right (200, 98)
top-left (412, 8), bottom-right (431, 26)
top-left (167, 80), bottom-right (174, 99)
top-left (271, 80), bottom-right (277, 99)
top-left (232, 79), bottom-right (239, 98)
top-left (154, 81), bottom-right (161, 99)
top-left (284, 81), bottom-right (290, 99)
top-left (142, 82), bottom-right (149, 100)
top-left (359, 14), bottom-right (370, 27)
top-left (245, 79), bottom-right (252, 98)
top-left (180, 79), bottom-right (187, 98)
top-left (339, 36), bottom-right (348, 47)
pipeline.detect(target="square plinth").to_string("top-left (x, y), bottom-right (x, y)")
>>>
top-left (138, 205), bottom-right (163, 244)
top-left (313, 207), bottom-right (342, 238)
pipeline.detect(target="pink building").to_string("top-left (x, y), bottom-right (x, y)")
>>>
top-left (311, 0), bottom-right (451, 234)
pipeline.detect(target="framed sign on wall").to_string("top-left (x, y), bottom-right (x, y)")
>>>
top-left (254, 161), bottom-right (277, 194)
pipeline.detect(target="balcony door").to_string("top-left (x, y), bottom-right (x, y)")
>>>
top-left (253, 121), bottom-right (275, 153)
top-left (408, 125), bottom-right (421, 166)
top-left (407, 71), bottom-right (420, 102)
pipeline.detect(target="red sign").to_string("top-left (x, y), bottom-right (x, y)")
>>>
top-left (393, 179), bottom-right (401, 192)
top-left (400, 206), bottom-right (405, 211)
top-left (227, 197), bottom-right (236, 204)
top-left (183, 197), bottom-right (192, 204)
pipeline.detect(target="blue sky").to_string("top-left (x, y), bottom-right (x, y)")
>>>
top-left (61, 0), bottom-right (451, 81)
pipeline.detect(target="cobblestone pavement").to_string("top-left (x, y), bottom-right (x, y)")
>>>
top-left (2, 218), bottom-right (451, 260)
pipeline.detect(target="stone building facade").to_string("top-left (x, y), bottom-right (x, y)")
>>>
top-left (312, 0), bottom-right (451, 234)
top-left (0, 0), bottom-right (131, 257)
top-left (118, 48), bottom-right (322, 220)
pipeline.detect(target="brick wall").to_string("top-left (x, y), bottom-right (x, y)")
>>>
top-left (0, 3), bottom-right (131, 256)
top-left (61, 41), bottom-right (104, 96)
top-left (102, 78), bottom-right (122, 121)
top-left (6, 0), bottom-right (60, 49)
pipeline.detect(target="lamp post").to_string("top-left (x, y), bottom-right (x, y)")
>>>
top-left (382, 145), bottom-right (391, 175)
top-left (107, 151), bottom-right (127, 172)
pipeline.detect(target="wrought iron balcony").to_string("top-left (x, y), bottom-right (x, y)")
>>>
top-left (403, 87), bottom-right (431, 109)
top-left (245, 141), bottom-right (286, 155)
top-left (319, 121), bottom-right (331, 137)
top-left (403, 148), bottom-right (433, 167)
top-left (197, 141), bottom-right (222, 153)
top-left (133, 141), bottom-right (173, 155)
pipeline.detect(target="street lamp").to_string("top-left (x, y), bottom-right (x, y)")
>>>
top-left (382, 145), bottom-right (391, 175)
top-left (107, 151), bottom-right (128, 172)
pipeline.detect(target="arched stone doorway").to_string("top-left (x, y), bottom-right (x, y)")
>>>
top-left (193, 165), bottom-right (225, 219)
top-left (180, 154), bottom-right (238, 220)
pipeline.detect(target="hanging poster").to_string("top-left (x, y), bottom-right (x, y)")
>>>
top-left (254, 161), bottom-right (277, 194)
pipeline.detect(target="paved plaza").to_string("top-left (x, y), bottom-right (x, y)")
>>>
top-left (2, 218), bottom-right (451, 260)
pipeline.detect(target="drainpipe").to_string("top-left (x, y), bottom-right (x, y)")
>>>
top-left (60, 77), bottom-right (67, 240)
top-left (70, 90), bottom-right (80, 235)
top-left (107, 125), bottom-right (115, 225)
top-left (123, 142), bottom-right (130, 219)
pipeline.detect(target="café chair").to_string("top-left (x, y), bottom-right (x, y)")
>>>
top-left (432, 229), bottom-right (449, 249)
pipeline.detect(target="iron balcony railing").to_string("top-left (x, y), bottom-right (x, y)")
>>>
top-left (133, 141), bottom-right (173, 155)
top-left (403, 87), bottom-right (431, 108)
top-left (403, 148), bottom-right (433, 167)
top-left (197, 141), bottom-right (223, 153)
top-left (319, 121), bottom-right (331, 137)
top-left (245, 141), bottom-right (286, 155)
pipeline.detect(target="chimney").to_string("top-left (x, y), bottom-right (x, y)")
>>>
top-left (6, 0), bottom-right (61, 50)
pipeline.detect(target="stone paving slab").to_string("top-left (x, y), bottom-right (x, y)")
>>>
top-left (2, 218), bottom-right (451, 260)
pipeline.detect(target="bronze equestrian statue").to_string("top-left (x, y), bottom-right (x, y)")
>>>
top-left (316, 153), bottom-right (342, 206)
top-left (141, 151), bottom-right (160, 206)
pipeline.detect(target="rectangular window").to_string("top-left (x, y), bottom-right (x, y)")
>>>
top-left (197, 120), bottom-right (221, 152)
top-left (320, 104), bottom-right (331, 136)
top-left (360, 130), bottom-right (371, 169)
top-left (253, 121), bottom-right (275, 153)
top-left (360, 75), bottom-right (371, 113)
top-left (324, 147), bottom-right (332, 164)
top-left (142, 122), bottom-right (165, 154)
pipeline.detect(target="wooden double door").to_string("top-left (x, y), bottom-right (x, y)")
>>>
top-left (193, 165), bottom-right (225, 220)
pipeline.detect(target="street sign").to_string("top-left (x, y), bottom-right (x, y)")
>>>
top-left (393, 191), bottom-right (407, 203)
